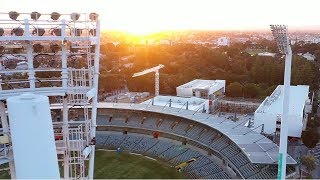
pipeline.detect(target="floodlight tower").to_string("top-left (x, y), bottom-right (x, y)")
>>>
top-left (270, 25), bottom-right (292, 179)
top-left (0, 12), bottom-right (100, 179)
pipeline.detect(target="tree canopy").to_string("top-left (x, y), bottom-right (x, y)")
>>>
top-left (301, 154), bottom-right (317, 172)
top-left (302, 128), bottom-right (319, 148)
top-left (99, 41), bottom-right (320, 98)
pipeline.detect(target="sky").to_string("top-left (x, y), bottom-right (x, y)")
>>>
top-left (2, 0), bottom-right (320, 34)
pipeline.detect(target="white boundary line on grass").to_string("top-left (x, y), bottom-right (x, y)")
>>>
top-left (96, 149), bottom-right (157, 161)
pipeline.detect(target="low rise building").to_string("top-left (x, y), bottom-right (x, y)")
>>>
top-left (254, 85), bottom-right (311, 138)
top-left (257, 52), bottom-right (276, 57)
top-left (216, 37), bottom-right (230, 46)
top-left (298, 52), bottom-right (315, 61)
top-left (176, 79), bottom-right (225, 99)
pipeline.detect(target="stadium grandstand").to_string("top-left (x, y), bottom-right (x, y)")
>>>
top-left (51, 102), bottom-right (298, 179)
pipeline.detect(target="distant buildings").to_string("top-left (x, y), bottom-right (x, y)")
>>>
top-left (254, 85), bottom-right (311, 138)
top-left (298, 52), bottom-right (315, 61)
top-left (257, 52), bottom-right (276, 58)
top-left (302, 37), bottom-right (320, 44)
top-left (216, 37), bottom-right (230, 46)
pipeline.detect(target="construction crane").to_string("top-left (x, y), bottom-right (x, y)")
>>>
top-left (132, 64), bottom-right (165, 96)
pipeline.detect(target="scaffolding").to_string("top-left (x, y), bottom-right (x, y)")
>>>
top-left (0, 11), bottom-right (100, 179)
top-left (215, 99), bottom-right (260, 115)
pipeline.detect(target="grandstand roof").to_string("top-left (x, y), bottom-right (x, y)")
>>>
top-left (96, 102), bottom-right (297, 165)
top-left (141, 95), bottom-right (208, 112)
top-left (255, 85), bottom-right (310, 115)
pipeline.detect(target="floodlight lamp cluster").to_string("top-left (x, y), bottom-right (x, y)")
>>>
top-left (8, 11), bottom-right (99, 21)
top-left (270, 25), bottom-right (289, 54)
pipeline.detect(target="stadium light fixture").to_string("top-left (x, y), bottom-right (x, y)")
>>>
top-left (32, 28), bottom-right (45, 36)
top-left (9, 11), bottom-right (19, 20)
top-left (33, 43), bottom-right (44, 53)
top-left (50, 12), bottom-right (61, 20)
top-left (74, 28), bottom-right (82, 36)
top-left (51, 28), bottom-right (61, 36)
top-left (89, 13), bottom-right (98, 21)
top-left (70, 13), bottom-right (80, 21)
top-left (31, 12), bottom-right (41, 20)
top-left (50, 43), bottom-right (61, 53)
top-left (270, 24), bottom-right (292, 180)
top-left (270, 25), bottom-right (289, 54)
top-left (89, 29), bottom-right (96, 36)
top-left (11, 27), bottom-right (24, 36)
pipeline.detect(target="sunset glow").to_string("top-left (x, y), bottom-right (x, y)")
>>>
top-left (2, 0), bottom-right (320, 34)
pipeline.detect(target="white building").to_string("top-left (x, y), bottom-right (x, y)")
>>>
top-left (254, 85), bottom-right (311, 138)
top-left (141, 95), bottom-right (209, 113)
top-left (216, 37), bottom-right (230, 46)
top-left (176, 79), bottom-right (226, 99)
top-left (257, 52), bottom-right (276, 58)
top-left (298, 52), bottom-right (316, 61)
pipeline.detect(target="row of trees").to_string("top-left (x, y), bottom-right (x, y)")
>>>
top-left (226, 82), bottom-right (276, 99)
top-left (98, 40), bottom-right (320, 99)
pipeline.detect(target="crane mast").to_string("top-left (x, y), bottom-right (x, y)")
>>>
top-left (132, 64), bottom-right (164, 96)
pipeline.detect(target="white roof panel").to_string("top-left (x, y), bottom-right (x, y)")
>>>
top-left (256, 85), bottom-right (309, 115)
top-left (97, 102), bottom-right (297, 165)
top-left (177, 79), bottom-right (224, 90)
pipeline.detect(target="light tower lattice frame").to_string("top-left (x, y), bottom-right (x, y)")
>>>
top-left (0, 12), bottom-right (100, 179)
top-left (270, 24), bottom-right (292, 179)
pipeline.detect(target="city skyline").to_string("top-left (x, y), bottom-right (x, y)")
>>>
top-left (2, 0), bottom-right (320, 34)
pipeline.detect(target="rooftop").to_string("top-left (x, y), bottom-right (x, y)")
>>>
top-left (177, 79), bottom-right (225, 90)
top-left (141, 95), bottom-right (208, 111)
top-left (256, 85), bottom-right (310, 115)
top-left (96, 102), bottom-right (297, 165)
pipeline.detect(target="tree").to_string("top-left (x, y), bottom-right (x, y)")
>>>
top-left (314, 49), bottom-right (320, 61)
top-left (307, 117), bottom-right (320, 129)
top-left (226, 82), bottom-right (243, 97)
top-left (243, 83), bottom-right (261, 98)
top-left (301, 155), bottom-right (317, 173)
top-left (302, 128), bottom-right (319, 148)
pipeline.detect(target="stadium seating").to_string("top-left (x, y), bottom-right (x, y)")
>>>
top-left (96, 111), bottom-right (283, 179)
top-left (131, 136), bottom-right (158, 154)
top-left (96, 132), bottom-right (230, 179)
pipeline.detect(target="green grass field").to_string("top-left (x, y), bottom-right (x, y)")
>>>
top-left (0, 150), bottom-right (185, 179)
top-left (94, 150), bottom-right (185, 179)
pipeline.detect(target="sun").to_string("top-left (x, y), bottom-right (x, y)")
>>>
top-left (126, 26), bottom-right (158, 36)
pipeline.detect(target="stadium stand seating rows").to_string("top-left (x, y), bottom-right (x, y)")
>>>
top-left (96, 132), bottom-right (230, 179)
top-left (95, 109), bottom-right (293, 179)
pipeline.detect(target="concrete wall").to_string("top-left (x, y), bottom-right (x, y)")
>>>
top-left (253, 112), bottom-right (303, 137)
